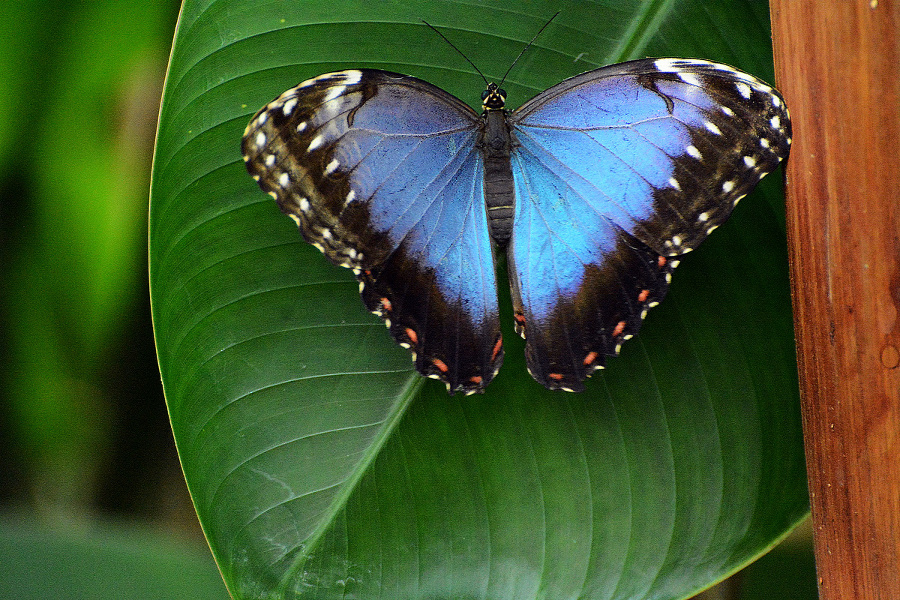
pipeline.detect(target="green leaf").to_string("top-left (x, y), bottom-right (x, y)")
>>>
top-left (150, 1), bottom-right (808, 598)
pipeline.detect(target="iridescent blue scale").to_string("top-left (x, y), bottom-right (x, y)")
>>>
top-left (242, 56), bottom-right (791, 394)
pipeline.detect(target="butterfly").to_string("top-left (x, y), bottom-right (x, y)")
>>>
top-left (241, 51), bottom-right (791, 395)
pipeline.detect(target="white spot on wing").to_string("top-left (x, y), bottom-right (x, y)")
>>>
top-left (282, 98), bottom-right (297, 116)
top-left (323, 85), bottom-right (346, 102)
top-left (723, 180), bottom-right (736, 193)
top-left (307, 135), bottom-right (323, 152)
top-left (278, 172), bottom-right (290, 187)
top-left (705, 121), bottom-right (722, 135)
top-left (255, 131), bottom-right (267, 148)
top-left (324, 159), bottom-right (340, 176)
top-left (678, 72), bottom-right (702, 86)
top-left (319, 98), bottom-right (344, 120)
top-left (686, 145), bottom-right (702, 160)
top-left (341, 70), bottom-right (363, 84)
top-left (735, 81), bottom-right (752, 99)
top-left (654, 58), bottom-right (688, 72)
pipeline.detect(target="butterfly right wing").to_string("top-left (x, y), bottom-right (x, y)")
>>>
top-left (242, 70), bottom-right (503, 394)
top-left (506, 59), bottom-right (791, 391)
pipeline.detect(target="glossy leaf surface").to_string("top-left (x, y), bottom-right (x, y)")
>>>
top-left (150, 1), bottom-right (808, 598)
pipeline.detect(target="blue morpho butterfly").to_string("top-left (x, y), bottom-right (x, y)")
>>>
top-left (241, 22), bottom-right (791, 395)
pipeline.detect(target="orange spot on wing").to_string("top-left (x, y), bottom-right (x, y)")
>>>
top-left (492, 337), bottom-right (503, 361)
top-left (381, 297), bottom-right (392, 312)
top-left (638, 289), bottom-right (650, 303)
top-left (657, 256), bottom-right (667, 268)
top-left (548, 373), bottom-right (565, 381)
top-left (432, 358), bottom-right (449, 373)
top-left (514, 312), bottom-right (526, 325)
top-left (583, 351), bottom-right (598, 366)
top-left (469, 375), bottom-right (483, 384)
top-left (613, 320), bottom-right (627, 337)
top-left (405, 328), bottom-right (418, 345)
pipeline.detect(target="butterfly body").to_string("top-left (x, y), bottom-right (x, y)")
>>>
top-left (242, 58), bottom-right (791, 394)
top-left (481, 104), bottom-right (516, 246)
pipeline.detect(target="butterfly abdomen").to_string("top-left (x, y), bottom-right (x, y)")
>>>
top-left (481, 110), bottom-right (515, 246)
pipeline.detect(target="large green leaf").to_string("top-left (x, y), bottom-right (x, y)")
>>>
top-left (150, 1), bottom-right (808, 598)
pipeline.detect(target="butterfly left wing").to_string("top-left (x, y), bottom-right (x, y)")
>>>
top-left (242, 70), bottom-right (503, 394)
top-left (507, 58), bottom-right (791, 391)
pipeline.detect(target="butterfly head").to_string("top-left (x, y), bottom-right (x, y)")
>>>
top-left (481, 83), bottom-right (507, 111)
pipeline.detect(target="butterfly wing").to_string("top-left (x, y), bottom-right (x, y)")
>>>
top-left (507, 58), bottom-right (791, 391)
top-left (242, 70), bottom-right (502, 394)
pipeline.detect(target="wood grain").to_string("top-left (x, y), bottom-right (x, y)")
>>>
top-left (769, 1), bottom-right (900, 597)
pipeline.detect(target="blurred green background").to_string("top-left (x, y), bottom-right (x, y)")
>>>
top-left (0, 0), bottom-right (228, 597)
top-left (0, 1), bottom-right (815, 598)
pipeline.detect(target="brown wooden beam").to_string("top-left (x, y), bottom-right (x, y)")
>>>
top-left (769, 1), bottom-right (900, 597)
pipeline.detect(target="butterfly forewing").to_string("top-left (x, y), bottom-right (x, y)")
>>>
top-left (242, 70), bottom-right (504, 394)
top-left (507, 58), bottom-right (791, 390)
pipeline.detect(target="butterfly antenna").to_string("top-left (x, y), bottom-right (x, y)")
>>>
top-left (498, 12), bottom-right (560, 87)
top-left (422, 20), bottom-right (490, 85)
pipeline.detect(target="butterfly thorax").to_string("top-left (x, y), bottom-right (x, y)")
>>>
top-left (480, 83), bottom-right (515, 246)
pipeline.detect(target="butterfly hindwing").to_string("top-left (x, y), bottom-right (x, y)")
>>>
top-left (507, 58), bottom-right (791, 390)
top-left (242, 70), bottom-right (503, 394)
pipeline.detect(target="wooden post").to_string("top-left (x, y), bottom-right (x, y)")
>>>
top-left (769, 1), bottom-right (900, 598)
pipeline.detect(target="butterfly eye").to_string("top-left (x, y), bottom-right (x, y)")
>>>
top-left (481, 90), bottom-right (490, 100)
top-left (497, 88), bottom-right (507, 99)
